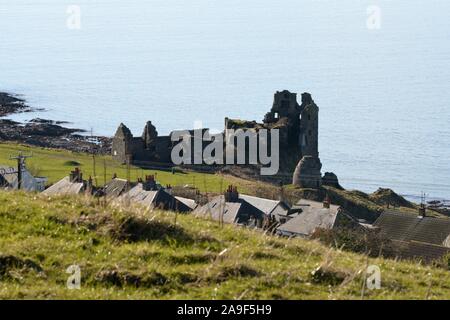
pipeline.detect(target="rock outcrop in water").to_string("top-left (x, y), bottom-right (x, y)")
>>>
top-left (321, 172), bottom-right (342, 189)
top-left (0, 93), bottom-right (31, 117)
top-left (0, 92), bottom-right (111, 153)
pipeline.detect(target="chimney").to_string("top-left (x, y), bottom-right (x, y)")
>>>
top-left (85, 176), bottom-right (93, 194)
top-left (224, 185), bottom-right (239, 203)
top-left (112, 173), bottom-right (117, 179)
top-left (142, 174), bottom-right (157, 191)
top-left (418, 204), bottom-right (426, 218)
top-left (69, 167), bottom-right (83, 183)
top-left (323, 194), bottom-right (331, 209)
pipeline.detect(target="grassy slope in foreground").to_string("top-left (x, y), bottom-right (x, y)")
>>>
top-left (0, 191), bottom-right (449, 299)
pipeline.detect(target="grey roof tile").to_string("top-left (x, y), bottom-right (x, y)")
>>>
top-left (374, 210), bottom-right (450, 246)
top-left (42, 177), bottom-right (84, 196)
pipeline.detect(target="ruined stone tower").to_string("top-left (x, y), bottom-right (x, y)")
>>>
top-left (112, 122), bottom-right (174, 165)
top-left (299, 93), bottom-right (319, 158)
top-left (142, 121), bottom-right (158, 150)
top-left (262, 90), bottom-right (321, 184)
top-left (264, 90), bottom-right (301, 124)
top-left (112, 123), bottom-right (133, 164)
top-left (292, 93), bottom-right (322, 188)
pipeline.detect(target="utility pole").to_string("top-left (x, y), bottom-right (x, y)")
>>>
top-left (419, 191), bottom-right (427, 217)
top-left (126, 156), bottom-right (131, 191)
top-left (91, 128), bottom-right (98, 187)
top-left (103, 159), bottom-right (107, 187)
top-left (9, 152), bottom-right (33, 190)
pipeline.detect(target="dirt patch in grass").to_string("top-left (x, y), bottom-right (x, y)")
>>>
top-left (285, 245), bottom-right (316, 257)
top-left (309, 265), bottom-right (350, 286)
top-left (63, 160), bottom-right (81, 166)
top-left (168, 253), bottom-right (216, 265)
top-left (251, 251), bottom-right (280, 260)
top-left (51, 211), bottom-right (200, 245)
top-left (266, 239), bottom-right (287, 250)
top-left (214, 264), bottom-right (260, 282)
top-left (108, 216), bottom-right (194, 244)
top-left (171, 272), bottom-right (200, 284)
top-left (0, 254), bottom-right (43, 279)
top-left (49, 207), bottom-right (224, 248)
top-left (95, 269), bottom-right (168, 288)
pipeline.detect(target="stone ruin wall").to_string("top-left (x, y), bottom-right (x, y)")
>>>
top-left (112, 90), bottom-right (322, 186)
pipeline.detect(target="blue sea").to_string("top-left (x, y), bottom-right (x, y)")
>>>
top-left (1, 0), bottom-right (449, 200)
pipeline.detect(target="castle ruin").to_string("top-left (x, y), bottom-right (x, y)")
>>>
top-left (112, 90), bottom-right (322, 186)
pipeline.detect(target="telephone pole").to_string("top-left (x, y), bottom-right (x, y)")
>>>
top-left (9, 152), bottom-right (33, 190)
top-left (91, 128), bottom-right (98, 187)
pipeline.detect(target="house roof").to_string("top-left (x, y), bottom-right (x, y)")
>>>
top-left (293, 199), bottom-right (340, 213)
top-left (391, 240), bottom-right (450, 263)
top-left (277, 205), bottom-right (340, 237)
top-left (0, 166), bottom-right (16, 187)
top-left (276, 199), bottom-right (345, 237)
top-left (238, 194), bottom-right (289, 216)
top-left (194, 195), bottom-right (264, 225)
top-left (114, 123), bottom-right (132, 139)
top-left (174, 196), bottom-right (198, 210)
top-left (0, 165), bottom-right (48, 192)
top-left (103, 178), bottom-right (130, 198)
top-left (42, 177), bottom-right (84, 196)
top-left (373, 210), bottom-right (450, 246)
top-left (121, 184), bottom-right (159, 207)
top-left (121, 184), bottom-right (192, 212)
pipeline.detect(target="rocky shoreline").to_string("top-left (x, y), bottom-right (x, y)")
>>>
top-left (0, 92), bottom-right (111, 153)
top-left (0, 92), bottom-right (33, 117)
top-left (427, 200), bottom-right (450, 216)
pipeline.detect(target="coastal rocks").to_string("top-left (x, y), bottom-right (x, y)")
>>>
top-left (292, 155), bottom-right (322, 189)
top-left (0, 93), bottom-right (31, 117)
top-left (321, 172), bottom-right (342, 189)
top-left (369, 188), bottom-right (414, 208)
top-left (0, 92), bottom-right (112, 154)
top-left (427, 200), bottom-right (450, 217)
top-left (22, 118), bottom-right (82, 137)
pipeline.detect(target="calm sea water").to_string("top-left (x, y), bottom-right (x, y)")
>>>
top-left (1, 0), bottom-right (449, 200)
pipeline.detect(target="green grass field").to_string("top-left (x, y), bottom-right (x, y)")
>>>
top-left (0, 142), bottom-right (235, 193)
top-left (0, 191), bottom-right (449, 299)
top-left (1, 142), bottom-right (433, 219)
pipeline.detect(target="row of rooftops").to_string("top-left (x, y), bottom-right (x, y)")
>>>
top-left (0, 165), bottom-right (47, 192)
top-left (41, 169), bottom-right (194, 213)
top-left (4, 166), bottom-right (450, 263)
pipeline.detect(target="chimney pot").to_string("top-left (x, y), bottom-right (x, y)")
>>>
top-left (224, 185), bottom-right (239, 202)
top-left (323, 195), bottom-right (331, 209)
top-left (419, 205), bottom-right (426, 218)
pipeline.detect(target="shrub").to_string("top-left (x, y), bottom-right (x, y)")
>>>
top-left (311, 227), bottom-right (394, 258)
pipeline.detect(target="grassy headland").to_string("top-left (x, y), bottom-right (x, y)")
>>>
top-left (0, 191), bottom-right (449, 299)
